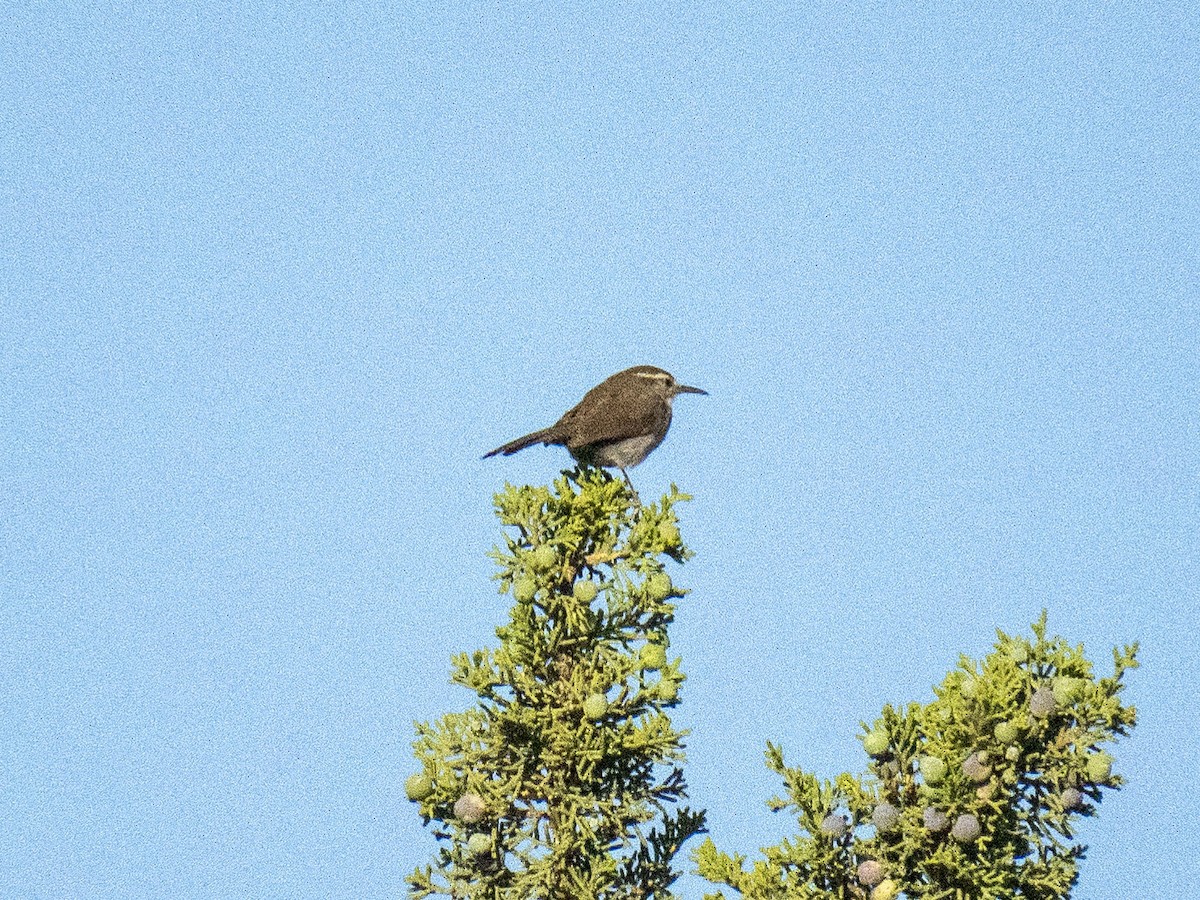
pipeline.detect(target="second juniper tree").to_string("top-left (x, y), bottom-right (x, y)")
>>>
top-left (695, 615), bottom-right (1139, 900)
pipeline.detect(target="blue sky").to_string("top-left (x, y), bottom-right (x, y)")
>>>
top-left (2, 3), bottom-right (1196, 898)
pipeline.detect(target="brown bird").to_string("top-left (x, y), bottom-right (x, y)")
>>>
top-left (484, 365), bottom-right (707, 490)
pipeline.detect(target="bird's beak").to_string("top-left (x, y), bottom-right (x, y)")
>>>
top-left (675, 384), bottom-right (708, 396)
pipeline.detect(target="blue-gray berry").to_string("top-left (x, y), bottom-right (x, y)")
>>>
top-left (454, 792), bottom-right (486, 823)
top-left (872, 802), bottom-right (901, 833)
top-left (1030, 685), bottom-right (1057, 717)
top-left (922, 806), bottom-right (949, 832)
top-left (857, 860), bottom-right (886, 886)
top-left (962, 750), bottom-right (991, 783)
top-left (951, 813), bottom-right (981, 842)
top-left (819, 813), bottom-right (847, 838)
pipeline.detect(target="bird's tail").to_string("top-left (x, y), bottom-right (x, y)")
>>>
top-left (483, 428), bottom-right (564, 459)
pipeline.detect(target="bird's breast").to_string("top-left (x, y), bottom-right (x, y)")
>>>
top-left (586, 433), bottom-right (665, 469)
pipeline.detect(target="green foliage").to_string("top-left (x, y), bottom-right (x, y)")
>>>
top-left (407, 467), bottom-right (706, 899)
top-left (695, 614), bottom-right (1138, 900)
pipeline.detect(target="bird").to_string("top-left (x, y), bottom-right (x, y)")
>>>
top-left (484, 365), bottom-right (707, 491)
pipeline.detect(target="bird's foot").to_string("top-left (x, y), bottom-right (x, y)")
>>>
top-left (619, 468), bottom-right (642, 509)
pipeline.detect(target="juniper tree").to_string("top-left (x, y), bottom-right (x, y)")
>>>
top-left (695, 614), bottom-right (1138, 900)
top-left (406, 467), bottom-right (706, 899)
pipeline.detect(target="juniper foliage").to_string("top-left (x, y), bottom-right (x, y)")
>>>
top-left (695, 614), bottom-right (1139, 900)
top-left (407, 467), bottom-right (706, 899)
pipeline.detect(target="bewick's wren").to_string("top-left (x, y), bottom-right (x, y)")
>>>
top-left (484, 365), bottom-right (706, 489)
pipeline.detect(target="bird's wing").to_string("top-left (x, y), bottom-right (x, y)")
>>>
top-left (557, 379), bottom-right (670, 451)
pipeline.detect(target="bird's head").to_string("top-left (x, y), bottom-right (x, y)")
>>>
top-left (621, 365), bottom-right (708, 400)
